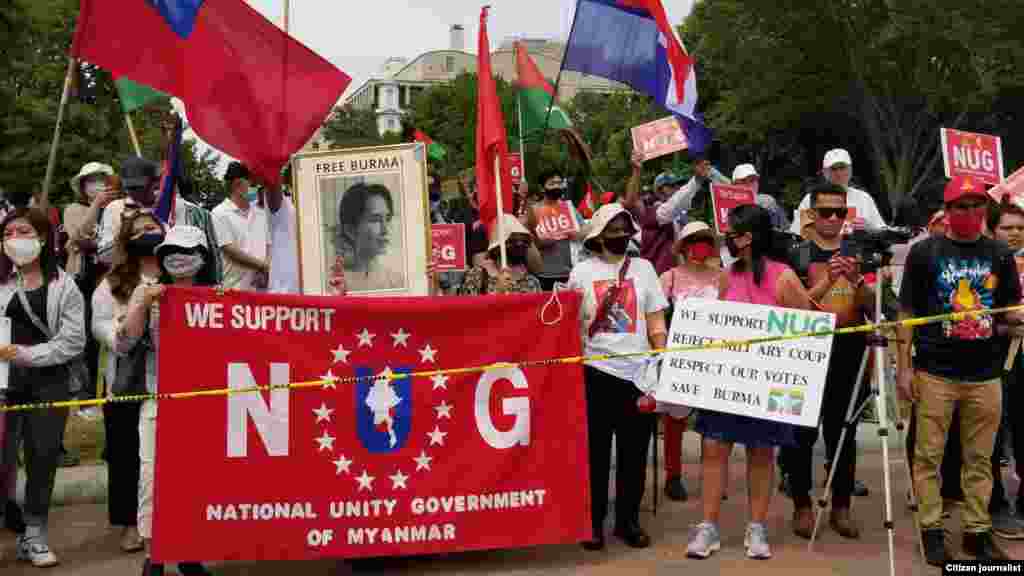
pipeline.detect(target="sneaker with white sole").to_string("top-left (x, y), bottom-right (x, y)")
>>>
top-left (745, 522), bottom-right (772, 559)
top-left (686, 522), bottom-right (721, 558)
top-left (17, 535), bottom-right (59, 567)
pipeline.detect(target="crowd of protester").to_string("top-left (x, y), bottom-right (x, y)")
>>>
top-left (0, 133), bottom-right (1021, 573)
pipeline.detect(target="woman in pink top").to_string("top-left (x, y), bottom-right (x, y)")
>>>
top-left (658, 221), bottom-right (720, 503)
top-left (687, 205), bottom-right (828, 560)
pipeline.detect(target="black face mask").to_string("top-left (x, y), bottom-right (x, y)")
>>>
top-left (126, 232), bottom-right (165, 258)
top-left (506, 245), bottom-right (528, 265)
top-left (602, 235), bottom-right (630, 255)
top-left (544, 187), bottom-right (563, 199)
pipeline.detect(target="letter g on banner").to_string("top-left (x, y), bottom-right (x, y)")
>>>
top-left (475, 367), bottom-right (530, 449)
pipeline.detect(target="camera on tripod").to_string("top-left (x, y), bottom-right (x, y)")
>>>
top-left (840, 227), bottom-right (916, 272)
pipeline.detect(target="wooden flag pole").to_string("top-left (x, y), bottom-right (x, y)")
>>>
top-left (125, 113), bottom-right (143, 156)
top-left (40, 57), bottom-right (77, 213)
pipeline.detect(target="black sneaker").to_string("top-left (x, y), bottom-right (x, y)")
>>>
top-left (963, 531), bottom-right (1007, 560)
top-left (922, 529), bottom-right (945, 566)
top-left (664, 475), bottom-right (688, 502)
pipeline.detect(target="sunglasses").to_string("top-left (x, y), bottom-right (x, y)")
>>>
top-left (815, 207), bottom-right (849, 220)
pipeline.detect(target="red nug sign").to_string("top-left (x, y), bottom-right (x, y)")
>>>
top-left (506, 153), bottom-right (523, 188)
top-left (431, 224), bottom-right (467, 272)
top-left (941, 128), bottom-right (1005, 185)
top-left (710, 183), bottom-right (756, 234)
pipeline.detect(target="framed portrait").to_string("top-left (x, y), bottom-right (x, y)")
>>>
top-left (292, 143), bottom-right (430, 296)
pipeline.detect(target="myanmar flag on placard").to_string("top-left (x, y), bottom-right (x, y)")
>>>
top-left (514, 42), bottom-right (571, 140)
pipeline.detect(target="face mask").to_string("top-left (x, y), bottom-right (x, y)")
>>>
top-left (4, 237), bottom-right (42, 267)
top-left (947, 210), bottom-right (984, 239)
top-left (686, 241), bottom-right (715, 263)
top-left (126, 232), bottom-right (165, 258)
top-left (245, 187), bottom-right (259, 203)
top-left (602, 235), bottom-right (630, 256)
top-left (162, 252), bottom-right (205, 278)
top-left (506, 245), bottom-right (528, 266)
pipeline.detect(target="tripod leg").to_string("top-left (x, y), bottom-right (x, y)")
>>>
top-left (810, 349), bottom-right (871, 550)
top-left (900, 403), bottom-right (926, 560)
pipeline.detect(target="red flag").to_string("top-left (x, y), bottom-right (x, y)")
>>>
top-left (514, 41), bottom-right (554, 96)
top-left (413, 130), bottom-right (433, 145)
top-left (474, 7), bottom-right (513, 227)
top-left (71, 0), bottom-right (351, 186)
top-left (153, 288), bottom-right (591, 561)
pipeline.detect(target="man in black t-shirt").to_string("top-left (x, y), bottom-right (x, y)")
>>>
top-left (898, 175), bottom-right (1024, 565)
top-left (781, 182), bottom-right (871, 540)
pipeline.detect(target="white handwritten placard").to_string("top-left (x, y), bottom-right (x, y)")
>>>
top-left (655, 298), bottom-right (835, 428)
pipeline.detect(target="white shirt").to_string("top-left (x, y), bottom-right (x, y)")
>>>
top-left (789, 185), bottom-right (886, 234)
top-left (569, 256), bottom-right (668, 383)
top-left (268, 197), bottom-right (300, 294)
top-left (212, 199), bottom-right (268, 291)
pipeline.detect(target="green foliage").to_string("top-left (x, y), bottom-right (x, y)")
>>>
top-left (322, 105), bottom-right (385, 149)
top-left (0, 0), bottom-right (230, 211)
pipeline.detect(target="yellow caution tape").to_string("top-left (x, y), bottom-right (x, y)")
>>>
top-left (2, 304), bottom-right (1020, 413)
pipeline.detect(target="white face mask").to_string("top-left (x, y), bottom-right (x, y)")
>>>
top-left (84, 180), bottom-right (106, 199)
top-left (4, 237), bottom-right (42, 267)
top-left (162, 252), bottom-right (205, 278)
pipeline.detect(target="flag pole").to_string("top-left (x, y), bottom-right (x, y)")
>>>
top-left (125, 113), bottom-right (143, 156)
top-left (493, 155), bottom-right (507, 270)
top-left (517, 91), bottom-right (527, 188)
top-left (39, 57), bottom-right (77, 213)
top-left (541, 0), bottom-right (579, 147)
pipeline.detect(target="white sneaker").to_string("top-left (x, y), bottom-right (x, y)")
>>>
top-left (686, 522), bottom-right (721, 558)
top-left (17, 535), bottom-right (59, 567)
top-left (744, 522), bottom-right (772, 559)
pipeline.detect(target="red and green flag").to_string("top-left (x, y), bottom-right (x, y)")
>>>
top-left (514, 42), bottom-right (572, 140)
top-left (413, 129), bottom-right (447, 162)
top-left (115, 77), bottom-right (169, 114)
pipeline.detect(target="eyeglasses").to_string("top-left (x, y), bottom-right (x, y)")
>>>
top-left (815, 207), bottom-right (849, 220)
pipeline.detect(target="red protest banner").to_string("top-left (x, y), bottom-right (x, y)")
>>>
top-left (431, 224), bottom-right (467, 272)
top-left (941, 128), bottom-right (1005, 185)
top-left (987, 166), bottom-right (1024, 204)
top-left (630, 116), bottom-right (688, 162)
top-left (533, 201), bottom-right (580, 240)
top-left (153, 288), bottom-right (590, 562)
top-left (506, 153), bottom-right (523, 188)
top-left (710, 183), bottom-right (756, 234)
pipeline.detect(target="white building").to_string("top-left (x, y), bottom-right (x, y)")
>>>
top-left (303, 25), bottom-right (625, 150)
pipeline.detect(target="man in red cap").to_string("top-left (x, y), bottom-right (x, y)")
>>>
top-left (897, 175), bottom-right (1024, 565)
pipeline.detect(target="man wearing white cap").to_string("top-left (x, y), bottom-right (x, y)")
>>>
top-left (789, 149), bottom-right (886, 235)
top-left (732, 164), bottom-right (788, 231)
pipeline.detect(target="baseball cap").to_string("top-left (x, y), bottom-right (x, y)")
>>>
top-left (156, 225), bottom-right (208, 255)
top-left (823, 149), bottom-right (853, 169)
top-left (120, 156), bottom-right (160, 189)
top-left (654, 172), bottom-right (683, 189)
top-left (731, 164), bottom-right (758, 181)
top-left (943, 176), bottom-right (988, 205)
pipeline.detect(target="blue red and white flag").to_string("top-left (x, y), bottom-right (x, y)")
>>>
top-left (154, 114), bottom-right (184, 227)
top-left (560, 0), bottom-right (711, 153)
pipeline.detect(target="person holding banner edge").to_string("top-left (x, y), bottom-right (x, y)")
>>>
top-left (569, 203), bottom-right (668, 551)
top-left (687, 204), bottom-right (827, 560)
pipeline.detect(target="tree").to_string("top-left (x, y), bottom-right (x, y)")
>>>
top-left (180, 138), bottom-right (224, 211)
top-left (684, 0), bottom-right (1024, 214)
top-left (322, 105), bottom-right (385, 149)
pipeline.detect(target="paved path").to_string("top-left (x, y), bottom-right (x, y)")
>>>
top-left (2, 424), bottom-right (1021, 575)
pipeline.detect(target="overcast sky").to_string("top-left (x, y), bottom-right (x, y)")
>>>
top-left (188, 0), bottom-right (697, 173)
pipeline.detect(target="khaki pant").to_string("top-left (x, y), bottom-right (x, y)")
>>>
top-left (912, 371), bottom-right (1001, 532)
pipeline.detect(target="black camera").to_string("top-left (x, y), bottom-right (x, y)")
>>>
top-left (840, 227), bottom-right (916, 271)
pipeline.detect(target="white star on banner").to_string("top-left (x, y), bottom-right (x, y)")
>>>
top-left (430, 374), bottom-right (448, 391)
top-left (313, 403), bottom-right (334, 423)
top-left (355, 470), bottom-right (375, 492)
top-left (332, 455), bottom-right (353, 475)
top-left (320, 369), bottom-right (338, 390)
top-left (315, 431), bottom-right (335, 452)
top-left (389, 470), bottom-right (409, 490)
top-left (414, 451), bottom-right (433, 471)
top-left (331, 344), bottom-right (351, 364)
top-left (434, 401), bottom-right (452, 419)
top-left (418, 344), bottom-right (437, 363)
top-left (357, 328), bottom-right (375, 347)
top-left (427, 426), bottom-right (447, 446)
top-left (391, 328), bottom-right (411, 348)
